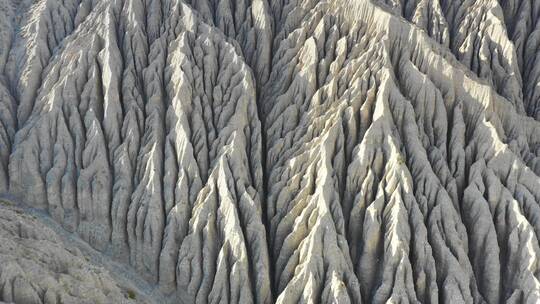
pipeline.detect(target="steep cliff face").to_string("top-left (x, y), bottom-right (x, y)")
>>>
top-left (1, 0), bottom-right (540, 303)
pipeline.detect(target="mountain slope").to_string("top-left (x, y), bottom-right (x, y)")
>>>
top-left (1, 0), bottom-right (540, 303)
top-left (0, 198), bottom-right (154, 304)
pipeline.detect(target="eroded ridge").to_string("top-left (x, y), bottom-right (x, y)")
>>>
top-left (1, 0), bottom-right (540, 303)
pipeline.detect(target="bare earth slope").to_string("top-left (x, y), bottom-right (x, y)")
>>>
top-left (0, 197), bottom-right (155, 304)
top-left (1, 0), bottom-right (540, 303)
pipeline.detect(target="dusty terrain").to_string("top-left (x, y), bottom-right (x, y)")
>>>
top-left (1, 0), bottom-right (540, 303)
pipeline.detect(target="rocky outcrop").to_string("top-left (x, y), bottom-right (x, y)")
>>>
top-left (1, 0), bottom-right (540, 303)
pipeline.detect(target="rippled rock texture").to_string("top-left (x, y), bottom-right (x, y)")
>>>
top-left (1, 0), bottom-right (540, 303)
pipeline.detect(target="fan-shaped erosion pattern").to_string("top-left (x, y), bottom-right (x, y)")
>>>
top-left (1, 0), bottom-right (540, 303)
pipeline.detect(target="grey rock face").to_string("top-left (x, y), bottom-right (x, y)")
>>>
top-left (1, 0), bottom-right (540, 303)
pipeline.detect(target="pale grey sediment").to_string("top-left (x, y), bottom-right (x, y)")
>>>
top-left (0, 0), bottom-right (540, 303)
